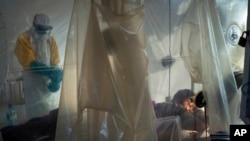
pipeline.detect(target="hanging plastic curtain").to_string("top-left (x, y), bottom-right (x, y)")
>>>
top-left (56, 0), bottom-right (157, 141)
top-left (179, 0), bottom-right (243, 134)
top-left (144, 0), bottom-right (198, 103)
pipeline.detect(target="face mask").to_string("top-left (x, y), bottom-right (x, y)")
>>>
top-left (34, 32), bottom-right (50, 40)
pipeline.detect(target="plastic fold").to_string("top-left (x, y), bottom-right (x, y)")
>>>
top-left (0, 0), bottom-right (248, 141)
top-left (56, 0), bottom-right (157, 141)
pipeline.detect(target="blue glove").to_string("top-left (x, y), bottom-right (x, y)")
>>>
top-left (30, 61), bottom-right (63, 81)
top-left (30, 61), bottom-right (63, 92)
top-left (47, 68), bottom-right (63, 92)
top-left (48, 68), bottom-right (63, 83)
top-left (47, 81), bottom-right (61, 92)
top-left (29, 61), bottom-right (51, 77)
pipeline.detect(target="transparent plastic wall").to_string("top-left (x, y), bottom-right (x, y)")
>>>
top-left (0, 0), bottom-right (73, 140)
top-left (56, 0), bottom-right (247, 140)
top-left (179, 0), bottom-right (245, 134)
top-left (56, 0), bottom-right (157, 141)
top-left (0, 0), bottom-right (247, 141)
top-left (145, 0), bottom-right (247, 136)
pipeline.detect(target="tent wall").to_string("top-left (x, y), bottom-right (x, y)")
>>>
top-left (0, 0), bottom-right (74, 130)
top-left (57, 0), bottom-right (247, 140)
top-left (56, 0), bottom-right (157, 140)
top-left (0, 0), bottom-right (248, 141)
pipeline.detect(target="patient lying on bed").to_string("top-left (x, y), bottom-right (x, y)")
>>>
top-left (153, 89), bottom-right (209, 141)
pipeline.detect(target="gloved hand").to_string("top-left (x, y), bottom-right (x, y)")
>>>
top-left (48, 68), bottom-right (63, 83)
top-left (29, 61), bottom-right (51, 76)
top-left (47, 67), bottom-right (63, 92)
top-left (47, 81), bottom-right (61, 92)
top-left (30, 61), bottom-right (63, 92)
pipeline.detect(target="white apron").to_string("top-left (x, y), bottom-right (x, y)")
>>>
top-left (22, 30), bottom-right (59, 119)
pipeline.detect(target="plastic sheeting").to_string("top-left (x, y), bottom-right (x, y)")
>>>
top-left (145, 0), bottom-right (246, 135)
top-left (156, 116), bottom-right (182, 141)
top-left (57, 0), bottom-right (247, 140)
top-left (178, 0), bottom-right (243, 134)
top-left (0, 0), bottom-right (73, 133)
top-left (56, 0), bottom-right (157, 141)
top-left (0, 0), bottom-right (248, 141)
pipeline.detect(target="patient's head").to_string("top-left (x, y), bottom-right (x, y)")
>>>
top-left (172, 89), bottom-right (195, 112)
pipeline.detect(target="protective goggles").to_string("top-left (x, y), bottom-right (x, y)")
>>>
top-left (34, 24), bottom-right (52, 35)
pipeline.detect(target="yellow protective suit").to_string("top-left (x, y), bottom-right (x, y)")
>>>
top-left (15, 33), bottom-right (60, 69)
top-left (14, 30), bottom-right (61, 120)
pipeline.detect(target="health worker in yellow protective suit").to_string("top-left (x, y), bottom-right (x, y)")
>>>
top-left (14, 13), bottom-right (63, 119)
